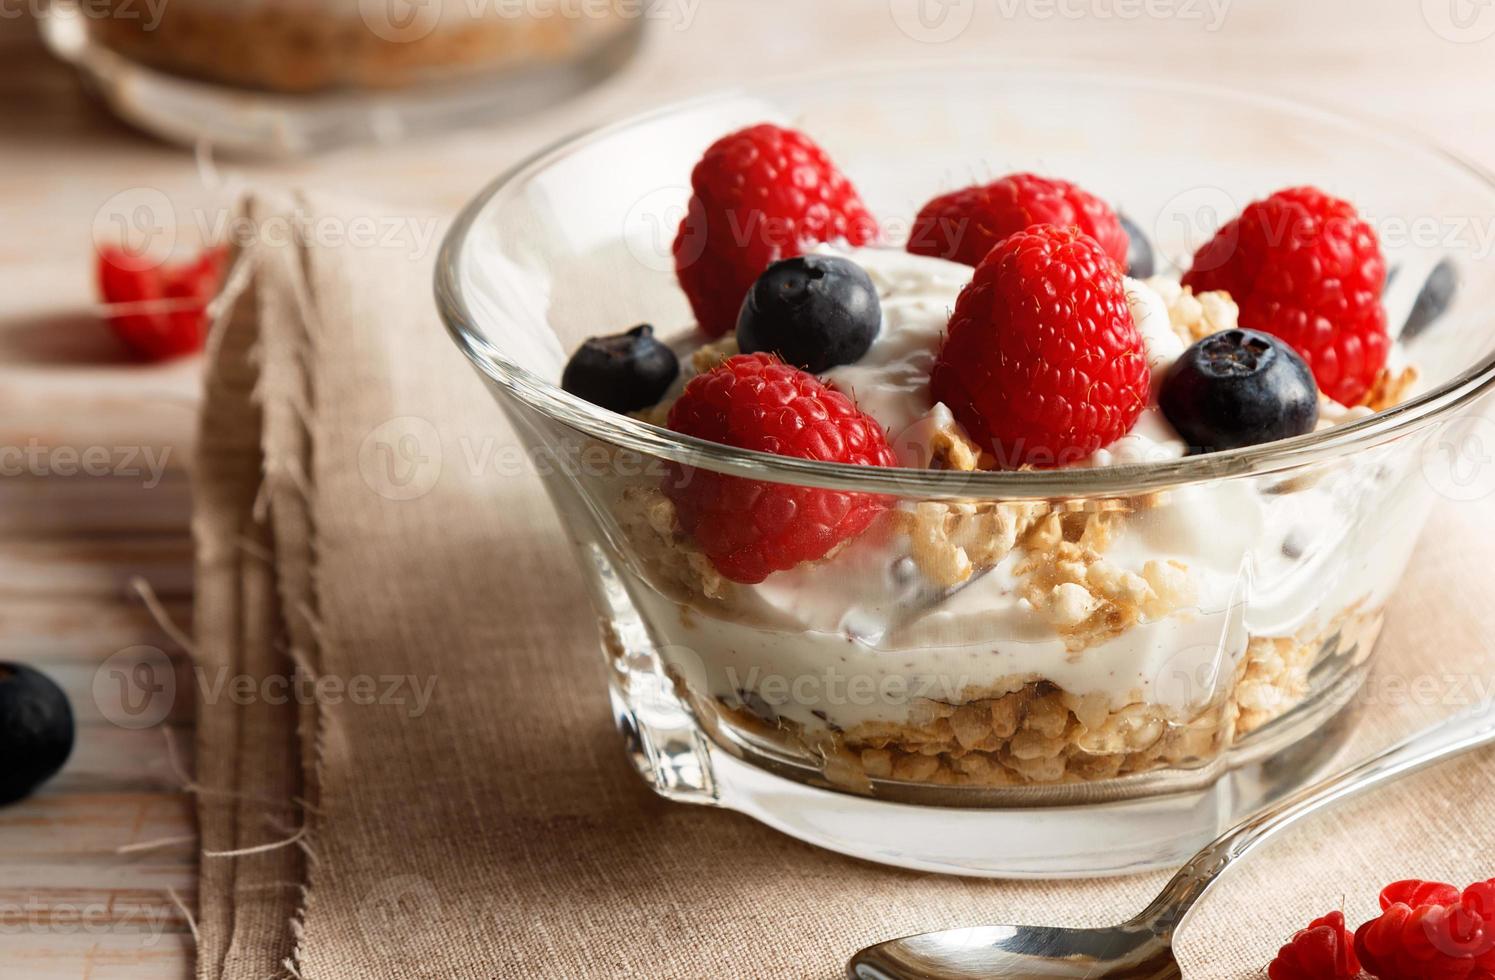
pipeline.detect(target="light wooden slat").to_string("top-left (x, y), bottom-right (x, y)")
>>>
top-left (0, 473), bottom-right (191, 537)
top-left (0, 794), bottom-right (196, 859)
top-left (0, 539), bottom-right (193, 598)
top-left (0, 728), bottom-right (197, 937)
top-left (52, 725), bottom-right (195, 795)
top-left (0, 596), bottom-right (192, 662)
top-left (0, 934), bottom-right (194, 980)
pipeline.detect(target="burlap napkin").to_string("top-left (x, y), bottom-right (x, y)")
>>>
top-left (191, 191), bottom-right (1495, 980)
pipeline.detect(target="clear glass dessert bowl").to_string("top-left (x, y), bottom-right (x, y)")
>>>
top-left (436, 67), bottom-right (1495, 877)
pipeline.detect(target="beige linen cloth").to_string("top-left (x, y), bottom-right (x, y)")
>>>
top-left (192, 191), bottom-right (1495, 980)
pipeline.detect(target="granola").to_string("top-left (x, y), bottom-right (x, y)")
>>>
top-left (701, 604), bottom-right (1381, 789)
top-left (1145, 276), bottom-right (1241, 344)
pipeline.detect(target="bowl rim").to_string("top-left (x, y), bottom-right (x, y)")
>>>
top-left (435, 63), bottom-right (1495, 501)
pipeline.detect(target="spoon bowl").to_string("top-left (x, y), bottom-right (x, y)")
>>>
top-left (850, 923), bottom-right (1177, 980)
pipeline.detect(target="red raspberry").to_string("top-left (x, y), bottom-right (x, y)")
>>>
top-left (1382, 881), bottom-right (1464, 912)
top-left (663, 353), bottom-right (897, 583)
top-left (673, 124), bottom-right (879, 338)
top-left (97, 244), bottom-right (228, 361)
top-left (1268, 911), bottom-right (1361, 980)
top-left (907, 173), bottom-right (1129, 269)
top-left (1356, 882), bottom-right (1495, 980)
top-left (929, 224), bottom-right (1149, 469)
top-left (1181, 186), bottom-right (1389, 405)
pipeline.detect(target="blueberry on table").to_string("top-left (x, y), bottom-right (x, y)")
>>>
top-left (736, 254), bottom-right (881, 373)
top-left (1159, 329), bottom-right (1320, 454)
top-left (1118, 212), bottom-right (1155, 279)
top-left (561, 324), bottom-right (679, 414)
top-left (1402, 258), bottom-right (1458, 341)
top-left (0, 663), bottom-right (75, 806)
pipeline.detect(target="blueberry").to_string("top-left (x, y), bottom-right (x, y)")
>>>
top-left (561, 324), bottom-right (679, 414)
top-left (1159, 329), bottom-right (1319, 453)
top-left (1118, 211), bottom-right (1155, 279)
top-left (736, 254), bottom-right (880, 373)
top-left (0, 663), bottom-right (75, 806)
top-left (1402, 258), bottom-right (1458, 341)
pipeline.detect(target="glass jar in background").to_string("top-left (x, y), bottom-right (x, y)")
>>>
top-left (39, 0), bottom-right (645, 154)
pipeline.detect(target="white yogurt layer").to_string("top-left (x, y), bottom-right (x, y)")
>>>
top-left (819, 246), bottom-right (1192, 468)
top-left (818, 247), bottom-right (971, 466)
top-left (640, 246), bottom-right (1422, 734)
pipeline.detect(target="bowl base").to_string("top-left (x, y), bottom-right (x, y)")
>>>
top-left (716, 698), bottom-right (1359, 878)
top-left (611, 642), bottom-right (1366, 878)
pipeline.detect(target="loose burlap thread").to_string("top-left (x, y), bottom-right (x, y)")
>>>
top-left (191, 191), bottom-right (1495, 980)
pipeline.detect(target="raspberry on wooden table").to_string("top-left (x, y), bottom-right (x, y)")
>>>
top-left (663, 353), bottom-right (898, 583)
top-left (908, 172), bottom-right (1129, 269)
top-left (1182, 186), bottom-right (1389, 405)
top-left (673, 124), bottom-right (880, 338)
top-left (97, 245), bottom-right (229, 361)
top-left (930, 224), bottom-right (1150, 469)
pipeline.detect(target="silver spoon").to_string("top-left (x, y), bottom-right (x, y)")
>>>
top-left (848, 697), bottom-right (1495, 980)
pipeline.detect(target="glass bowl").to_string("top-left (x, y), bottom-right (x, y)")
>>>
top-left (436, 66), bottom-right (1495, 877)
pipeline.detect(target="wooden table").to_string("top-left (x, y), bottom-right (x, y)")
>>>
top-left (4, 1), bottom-right (1495, 974)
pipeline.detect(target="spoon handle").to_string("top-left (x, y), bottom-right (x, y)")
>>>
top-left (1136, 698), bottom-right (1495, 936)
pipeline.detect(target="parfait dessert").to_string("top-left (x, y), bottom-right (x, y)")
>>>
top-left (559, 124), bottom-right (1424, 793)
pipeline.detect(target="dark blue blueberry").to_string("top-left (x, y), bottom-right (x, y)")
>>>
top-left (1402, 258), bottom-right (1458, 341)
top-left (1159, 329), bottom-right (1319, 454)
top-left (0, 663), bottom-right (75, 806)
top-left (561, 324), bottom-right (679, 414)
top-left (736, 254), bottom-right (880, 373)
top-left (1118, 211), bottom-right (1154, 279)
